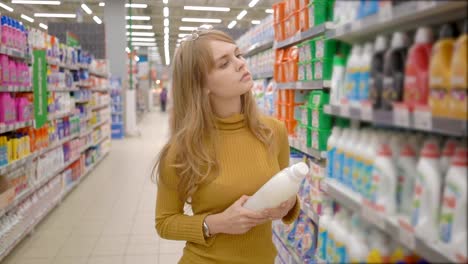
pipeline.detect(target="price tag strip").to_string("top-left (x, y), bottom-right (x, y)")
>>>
top-left (393, 103), bottom-right (411, 128)
top-left (413, 107), bottom-right (432, 131)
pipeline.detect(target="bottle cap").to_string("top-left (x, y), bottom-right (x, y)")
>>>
top-left (415, 27), bottom-right (434, 44)
top-left (400, 144), bottom-right (416, 157)
top-left (442, 140), bottom-right (457, 157)
top-left (378, 143), bottom-right (392, 157)
top-left (452, 147), bottom-right (468, 166)
top-left (291, 162), bottom-right (309, 180)
top-left (391, 31), bottom-right (410, 48)
top-left (421, 141), bottom-right (440, 158)
top-left (374, 35), bottom-right (388, 52)
top-left (439, 23), bottom-right (459, 39)
top-left (333, 55), bottom-right (346, 66)
top-left (364, 42), bottom-right (374, 54)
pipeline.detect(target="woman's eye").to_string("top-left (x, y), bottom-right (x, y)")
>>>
top-left (220, 61), bottom-right (229, 68)
top-left (236, 54), bottom-right (243, 58)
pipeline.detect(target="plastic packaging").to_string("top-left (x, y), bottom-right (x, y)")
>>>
top-left (326, 127), bottom-right (342, 179)
top-left (359, 42), bottom-right (373, 101)
top-left (330, 55), bottom-right (346, 105)
top-left (373, 142), bottom-right (398, 214)
top-left (369, 35), bottom-right (388, 109)
top-left (345, 45), bottom-right (362, 102)
top-left (449, 20), bottom-right (468, 120)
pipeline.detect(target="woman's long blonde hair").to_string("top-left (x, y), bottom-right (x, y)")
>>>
top-left (152, 29), bottom-right (272, 203)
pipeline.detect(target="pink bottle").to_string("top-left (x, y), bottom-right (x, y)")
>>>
top-left (0, 93), bottom-right (17, 124)
top-left (16, 97), bottom-right (32, 121)
top-left (9, 59), bottom-right (17, 86)
top-left (0, 55), bottom-right (9, 86)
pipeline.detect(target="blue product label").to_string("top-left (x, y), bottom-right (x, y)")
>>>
top-left (353, 160), bottom-right (363, 194)
top-left (363, 163), bottom-right (373, 200)
top-left (440, 183), bottom-right (459, 243)
top-left (334, 242), bottom-right (348, 263)
top-left (353, 72), bottom-right (361, 100)
top-left (334, 151), bottom-right (344, 182)
top-left (317, 228), bottom-right (328, 260)
top-left (360, 71), bottom-right (370, 100)
top-left (327, 147), bottom-right (336, 179)
top-left (346, 72), bottom-right (355, 100)
top-left (343, 155), bottom-right (354, 188)
top-left (326, 235), bottom-right (335, 263)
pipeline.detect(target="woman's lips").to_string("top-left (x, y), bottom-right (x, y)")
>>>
top-left (241, 72), bottom-right (251, 81)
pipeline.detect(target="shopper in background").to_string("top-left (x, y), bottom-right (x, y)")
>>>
top-left (153, 26), bottom-right (300, 264)
top-left (160, 87), bottom-right (168, 112)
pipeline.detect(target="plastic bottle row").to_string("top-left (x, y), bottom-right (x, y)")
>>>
top-left (246, 48), bottom-right (274, 78)
top-left (333, 0), bottom-right (388, 27)
top-left (237, 15), bottom-right (274, 52)
top-left (326, 126), bottom-right (467, 258)
top-left (0, 55), bottom-right (31, 87)
top-left (330, 20), bottom-right (467, 120)
top-left (0, 16), bottom-right (28, 54)
top-left (0, 93), bottom-right (33, 125)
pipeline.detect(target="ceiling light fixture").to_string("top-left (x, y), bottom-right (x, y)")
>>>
top-left (125, 16), bottom-right (150, 20)
top-left (183, 6), bottom-right (230, 12)
top-left (165, 45), bottom-right (170, 65)
top-left (131, 42), bottom-right (157, 46)
top-left (227, 20), bottom-right (237, 29)
top-left (178, 33), bottom-right (189, 38)
top-left (34, 13), bottom-right (76, 18)
top-left (163, 7), bottom-right (169, 17)
top-left (179, 26), bottom-right (197, 31)
top-left (164, 18), bottom-right (169, 27)
top-left (39, 23), bottom-right (48, 29)
top-left (181, 18), bottom-right (221, 23)
top-left (0, 3), bottom-right (14, 12)
top-left (248, 0), bottom-right (260, 8)
top-left (127, 32), bottom-right (155, 36)
top-left (125, 3), bottom-right (147, 8)
top-left (127, 37), bottom-right (156, 42)
top-left (265, 9), bottom-right (273, 13)
top-left (164, 27), bottom-right (169, 35)
top-left (20, 14), bottom-right (34, 23)
top-left (236, 10), bottom-right (247, 20)
top-left (251, 20), bottom-right (260, 25)
top-left (163, 0), bottom-right (168, 4)
top-left (81, 4), bottom-right (92, 15)
top-left (12, 0), bottom-right (60, 5)
top-left (93, 16), bottom-right (102, 24)
top-left (126, 25), bottom-right (153, 30)
top-left (99, 2), bottom-right (105, 6)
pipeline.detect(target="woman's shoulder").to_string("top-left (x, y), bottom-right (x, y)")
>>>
top-left (258, 114), bottom-right (286, 132)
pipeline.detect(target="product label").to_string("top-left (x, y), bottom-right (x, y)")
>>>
top-left (343, 154), bottom-right (354, 188)
top-left (334, 241), bottom-right (347, 263)
top-left (335, 151), bottom-right (345, 182)
top-left (440, 182), bottom-right (459, 243)
top-left (327, 147), bottom-right (336, 178)
top-left (411, 172), bottom-right (425, 226)
top-left (353, 160), bottom-right (363, 193)
top-left (326, 234), bottom-right (335, 262)
top-left (317, 228), bottom-right (328, 260)
top-left (298, 65), bottom-right (305, 81)
top-left (363, 162), bottom-right (374, 200)
top-left (316, 40), bottom-right (324, 59)
top-left (315, 61), bottom-right (323, 80)
top-left (312, 130), bottom-right (318, 149)
top-left (360, 70), bottom-right (370, 101)
top-left (370, 167), bottom-right (384, 203)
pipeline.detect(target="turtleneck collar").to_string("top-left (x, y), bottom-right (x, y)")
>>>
top-left (214, 113), bottom-right (246, 131)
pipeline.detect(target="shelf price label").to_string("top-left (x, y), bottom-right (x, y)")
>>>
top-left (398, 219), bottom-right (416, 250)
top-left (378, 4), bottom-right (393, 22)
top-left (361, 200), bottom-right (386, 230)
top-left (340, 104), bottom-right (351, 117)
top-left (413, 107), bottom-right (432, 131)
top-left (360, 101), bottom-right (373, 121)
top-left (393, 103), bottom-right (411, 127)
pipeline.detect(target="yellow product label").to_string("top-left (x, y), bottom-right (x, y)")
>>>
top-left (367, 249), bottom-right (383, 263)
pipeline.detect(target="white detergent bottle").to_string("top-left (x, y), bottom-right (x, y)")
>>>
top-left (332, 209), bottom-right (350, 264)
top-left (348, 215), bottom-right (370, 264)
top-left (411, 139), bottom-right (443, 242)
top-left (244, 162), bottom-right (309, 211)
top-left (327, 208), bottom-right (346, 263)
top-left (334, 128), bottom-right (350, 183)
top-left (440, 147), bottom-right (467, 261)
top-left (366, 228), bottom-right (392, 263)
top-left (343, 129), bottom-right (359, 189)
top-left (369, 130), bottom-right (386, 202)
top-left (345, 45), bottom-right (363, 102)
top-left (440, 139), bottom-right (458, 178)
top-left (327, 127), bottom-right (342, 180)
top-left (359, 42), bottom-right (374, 102)
top-left (353, 129), bottom-right (368, 196)
top-left (396, 134), bottom-right (420, 217)
top-left (362, 130), bottom-right (377, 200)
top-left (317, 203), bottom-right (333, 261)
top-left (373, 142), bottom-right (398, 214)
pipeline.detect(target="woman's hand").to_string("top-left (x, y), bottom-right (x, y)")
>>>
top-left (205, 195), bottom-right (269, 235)
top-left (261, 196), bottom-right (297, 220)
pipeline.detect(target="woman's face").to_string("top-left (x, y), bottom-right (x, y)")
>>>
top-left (204, 40), bottom-right (253, 99)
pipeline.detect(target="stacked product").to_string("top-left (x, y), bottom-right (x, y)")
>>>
top-left (246, 48), bottom-right (274, 78)
top-left (237, 15), bottom-right (274, 52)
top-left (110, 77), bottom-right (124, 139)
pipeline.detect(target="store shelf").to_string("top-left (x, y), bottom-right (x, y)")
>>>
top-left (252, 72), bottom-right (274, 80)
top-left (79, 119), bottom-right (110, 138)
top-left (0, 46), bottom-right (29, 61)
top-left (289, 137), bottom-right (326, 160)
top-left (274, 23), bottom-right (333, 49)
top-left (0, 153), bottom-right (36, 176)
top-left (112, 111), bottom-right (123, 115)
top-left (48, 87), bottom-right (79, 92)
top-left (326, 1), bottom-right (468, 42)
top-left (300, 199), bottom-right (320, 224)
top-left (47, 59), bottom-right (80, 71)
top-left (0, 85), bottom-right (33, 92)
top-left (89, 70), bottom-right (109, 79)
top-left (38, 133), bottom-right (79, 156)
top-left (65, 152), bottom-right (109, 195)
top-left (76, 81), bottom-right (92, 88)
top-left (244, 41), bottom-right (274, 58)
top-left (0, 120), bottom-right (34, 134)
top-left (323, 104), bottom-right (468, 137)
top-left (89, 88), bottom-right (109, 92)
top-left (75, 98), bottom-right (91, 104)
top-left (48, 111), bottom-right (75, 121)
top-left (275, 80), bottom-right (331, 90)
top-left (79, 64), bottom-right (89, 70)
top-left (323, 178), bottom-right (454, 263)
top-left (91, 103), bottom-right (110, 111)
top-left (272, 229), bottom-right (302, 264)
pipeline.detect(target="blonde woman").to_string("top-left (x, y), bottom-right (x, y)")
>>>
top-left (154, 26), bottom-right (300, 264)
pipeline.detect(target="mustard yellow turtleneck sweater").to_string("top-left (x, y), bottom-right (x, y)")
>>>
top-left (155, 114), bottom-right (301, 264)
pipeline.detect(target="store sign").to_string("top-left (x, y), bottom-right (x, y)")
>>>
top-left (66, 31), bottom-right (80, 47)
top-left (33, 50), bottom-right (48, 128)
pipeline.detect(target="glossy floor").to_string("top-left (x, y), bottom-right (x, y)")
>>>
top-left (2, 110), bottom-right (184, 264)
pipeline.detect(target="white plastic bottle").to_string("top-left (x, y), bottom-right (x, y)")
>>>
top-left (331, 56), bottom-right (347, 105)
top-left (334, 128), bottom-right (350, 183)
top-left (373, 142), bottom-right (398, 214)
top-left (327, 127), bottom-right (342, 180)
top-left (396, 134), bottom-right (420, 217)
top-left (343, 129), bottom-right (359, 189)
top-left (411, 139), bottom-right (443, 242)
top-left (347, 215), bottom-right (369, 263)
top-left (439, 147), bottom-right (467, 260)
top-left (440, 139), bottom-right (458, 178)
top-left (329, 209), bottom-right (350, 263)
top-left (361, 130), bottom-right (377, 200)
top-left (243, 162), bottom-right (309, 211)
top-left (352, 129), bottom-right (368, 195)
top-left (345, 45), bottom-right (363, 103)
top-left (317, 203), bottom-right (333, 261)
top-left (359, 42), bottom-right (374, 102)
top-left (366, 228), bottom-right (392, 263)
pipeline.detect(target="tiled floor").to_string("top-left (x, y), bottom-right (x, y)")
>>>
top-left (2, 111), bottom-right (184, 264)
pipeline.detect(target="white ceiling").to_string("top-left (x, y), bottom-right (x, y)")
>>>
top-left (2, 0), bottom-right (275, 65)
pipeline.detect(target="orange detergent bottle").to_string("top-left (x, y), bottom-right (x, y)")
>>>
top-left (449, 20), bottom-right (468, 120)
top-left (429, 23), bottom-right (458, 117)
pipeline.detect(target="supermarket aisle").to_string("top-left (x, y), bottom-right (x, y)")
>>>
top-left (2, 111), bottom-right (184, 264)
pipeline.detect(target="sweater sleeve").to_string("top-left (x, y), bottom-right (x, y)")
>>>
top-left (155, 152), bottom-right (216, 247)
top-left (276, 122), bottom-right (301, 224)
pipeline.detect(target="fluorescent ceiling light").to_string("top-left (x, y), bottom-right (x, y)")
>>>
top-left (0, 3), bottom-right (14, 12)
top-left (178, 33), bottom-right (189, 38)
top-left (132, 42), bottom-right (157, 46)
top-left (39, 23), bottom-right (48, 29)
top-left (227, 20), bottom-right (237, 29)
top-left (236, 10), bottom-right (247, 20)
top-left (165, 45), bottom-right (170, 65)
top-left (34, 13), bottom-right (76, 18)
top-left (126, 16), bottom-right (150, 20)
top-left (251, 20), bottom-right (260, 25)
top-left (163, 7), bottom-right (169, 17)
top-left (125, 3), bottom-right (147, 8)
top-left (126, 25), bottom-right (153, 30)
top-left (164, 27), bottom-right (169, 35)
top-left (127, 37), bottom-right (156, 42)
top-left (182, 18), bottom-right (221, 23)
top-left (21, 14), bottom-right (34, 23)
top-left (99, 2), bottom-right (105, 6)
top-left (248, 0), bottom-right (260, 8)
top-left (265, 9), bottom-right (273, 13)
top-left (81, 4), bottom-right (92, 15)
top-left (179, 26), bottom-right (197, 31)
top-left (164, 18), bottom-right (169, 27)
top-left (184, 6), bottom-right (230, 12)
top-left (12, 0), bottom-right (60, 4)
top-left (127, 32), bottom-right (155, 36)
top-left (93, 16), bottom-right (102, 24)
top-left (163, 0), bottom-right (168, 4)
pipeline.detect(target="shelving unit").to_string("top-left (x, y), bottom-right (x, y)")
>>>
top-left (0, 86), bottom-right (33, 92)
top-left (0, 121), bottom-right (34, 135)
top-left (289, 136), bottom-right (326, 160)
top-left (244, 40), bottom-right (274, 58)
top-left (0, 154), bottom-right (36, 176)
top-left (274, 23), bottom-right (333, 49)
top-left (275, 80), bottom-right (331, 90)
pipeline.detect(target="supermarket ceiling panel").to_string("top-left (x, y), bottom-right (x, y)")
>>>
top-left (1, 0), bottom-right (275, 62)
